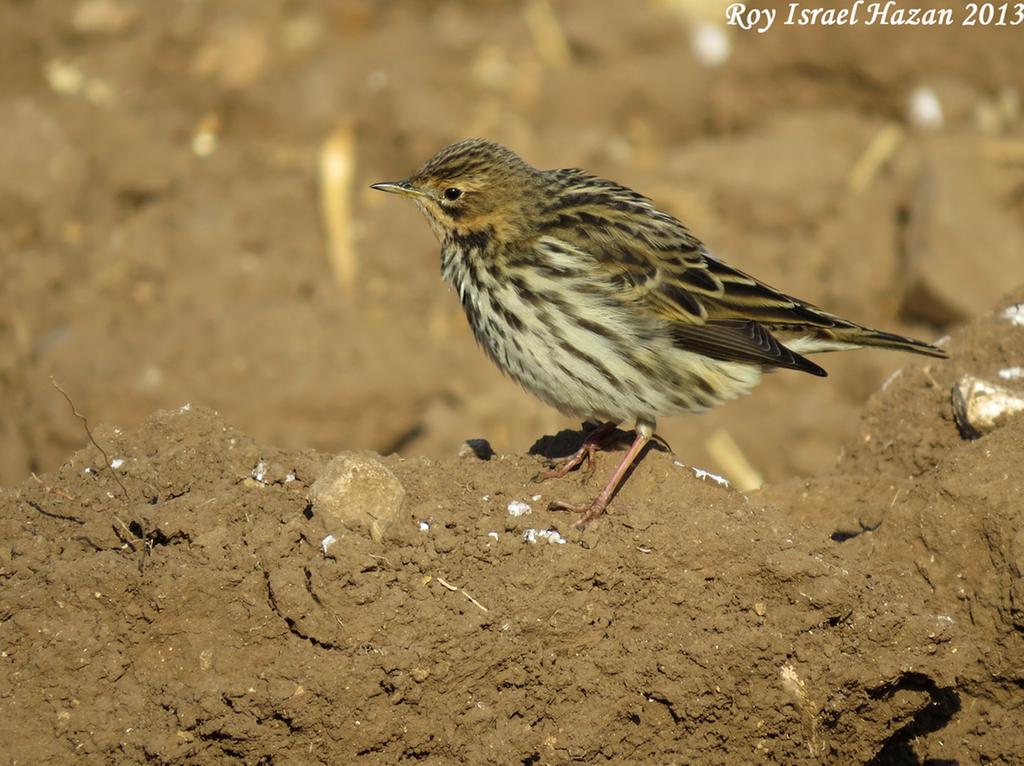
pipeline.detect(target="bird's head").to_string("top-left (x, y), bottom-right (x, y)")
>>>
top-left (371, 139), bottom-right (545, 248)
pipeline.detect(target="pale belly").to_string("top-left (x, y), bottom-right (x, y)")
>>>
top-left (449, 264), bottom-right (763, 424)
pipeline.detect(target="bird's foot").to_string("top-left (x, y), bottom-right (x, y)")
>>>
top-left (530, 422), bottom-right (617, 484)
top-left (531, 442), bottom-right (598, 483)
top-left (548, 498), bottom-right (610, 529)
top-left (544, 424), bottom-right (653, 529)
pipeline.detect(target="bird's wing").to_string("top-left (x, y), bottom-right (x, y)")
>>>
top-left (539, 173), bottom-right (842, 375)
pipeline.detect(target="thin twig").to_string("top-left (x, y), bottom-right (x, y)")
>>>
top-left (112, 515), bottom-right (142, 549)
top-left (436, 576), bottom-right (459, 591)
top-left (51, 377), bottom-right (130, 501)
top-left (436, 576), bottom-right (489, 612)
top-left (25, 499), bottom-right (84, 525)
top-left (113, 515), bottom-right (153, 573)
top-left (460, 589), bottom-right (489, 613)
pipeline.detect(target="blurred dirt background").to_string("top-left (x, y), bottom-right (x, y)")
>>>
top-left (2, 0), bottom-right (1024, 763)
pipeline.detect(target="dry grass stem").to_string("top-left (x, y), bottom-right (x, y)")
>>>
top-left (319, 123), bottom-right (358, 298)
top-left (436, 576), bottom-right (489, 612)
top-left (524, 0), bottom-right (571, 70)
top-left (984, 139), bottom-right (1024, 164)
top-left (706, 428), bottom-right (763, 491)
top-left (847, 123), bottom-right (904, 194)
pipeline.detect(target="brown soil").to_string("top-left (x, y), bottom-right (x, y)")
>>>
top-left (3, 293), bottom-right (1023, 764)
top-left (2, 2), bottom-right (1024, 764)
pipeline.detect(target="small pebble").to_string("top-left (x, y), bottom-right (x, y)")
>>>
top-left (507, 500), bottom-right (532, 517)
top-left (410, 668), bottom-right (430, 683)
top-left (908, 86), bottom-right (944, 129)
top-left (691, 22), bottom-right (730, 68)
top-left (1002, 304), bottom-right (1024, 327)
top-left (952, 374), bottom-right (1024, 439)
top-left (458, 438), bottom-right (495, 460)
top-left (523, 528), bottom-right (566, 545)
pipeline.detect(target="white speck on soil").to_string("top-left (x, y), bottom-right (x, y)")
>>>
top-left (999, 367), bottom-right (1024, 380)
top-left (1002, 304), bottom-right (1024, 327)
top-left (418, 521), bottom-right (430, 532)
top-left (507, 500), bottom-right (532, 517)
top-left (881, 368), bottom-right (903, 391)
top-left (691, 22), bottom-right (730, 68)
top-left (251, 460), bottom-right (268, 483)
top-left (523, 528), bottom-right (566, 545)
top-left (110, 457), bottom-right (124, 469)
top-left (321, 534), bottom-right (337, 554)
top-left (675, 461), bottom-right (730, 488)
top-left (908, 86), bottom-right (944, 129)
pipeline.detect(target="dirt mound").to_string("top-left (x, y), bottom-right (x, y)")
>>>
top-left (3, 291), bottom-right (1022, 764)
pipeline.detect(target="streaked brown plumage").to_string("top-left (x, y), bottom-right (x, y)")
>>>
top-left (372, 139), bottom-right (946, 527)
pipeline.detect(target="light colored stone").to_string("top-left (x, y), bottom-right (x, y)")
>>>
top-left (309, 453), bottom-right (405, 540)
top-left (952, 375), bottom-right (1024, 439)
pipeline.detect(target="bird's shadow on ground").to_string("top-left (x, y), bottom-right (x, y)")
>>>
top-left (528, 423), bottom-right (670, 511)
top-left (528, 423), bottom-right (671, 461)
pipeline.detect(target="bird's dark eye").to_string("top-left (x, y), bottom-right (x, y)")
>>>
top-left (443, 187), bottom-right (462, 201)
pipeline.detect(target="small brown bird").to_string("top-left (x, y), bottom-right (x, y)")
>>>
top-left (372, 139), bottom-right (946, 527)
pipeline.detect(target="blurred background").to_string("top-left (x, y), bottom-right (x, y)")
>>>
top-left (2, 0), bottom-right (1023, 489)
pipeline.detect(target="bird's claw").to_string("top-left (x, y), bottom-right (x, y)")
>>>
top-left (531, 451), bottom-right (594, 484)
top-left (548, 499), bottom-right (608, 529)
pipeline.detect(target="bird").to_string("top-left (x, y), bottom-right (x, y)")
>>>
top-left (371, 139), bottom-right (947, 528)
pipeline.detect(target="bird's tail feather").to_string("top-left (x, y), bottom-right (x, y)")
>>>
top-left (785, 326), bottom-right (948, 358)
top-left (849, 327), bottom-right (948, 358)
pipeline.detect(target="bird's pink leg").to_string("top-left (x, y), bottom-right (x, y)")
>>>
top-left (549, 421), bottom-right (653, 528)
top-left (533, 422), bottom-right (617, 482)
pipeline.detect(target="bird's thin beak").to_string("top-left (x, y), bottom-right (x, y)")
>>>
top-left (370, 180), bottom-right (423, 197)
